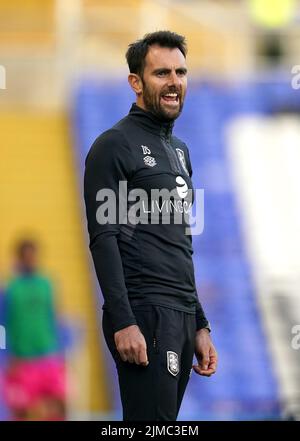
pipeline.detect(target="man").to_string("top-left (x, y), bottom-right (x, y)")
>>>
top-left (84, 31), bottom-right (218, 421)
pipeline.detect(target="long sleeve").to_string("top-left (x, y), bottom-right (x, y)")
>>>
top-left (184, 144), bottom-right (210, 332)
top-left (84, 129), bottom-right (137, 333)
top-left (195, 298), bottom-right (210, 331)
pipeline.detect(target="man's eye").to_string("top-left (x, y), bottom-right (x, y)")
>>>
top-left (157, 71), bottom-right (167, 77)
top-left (177, 70), bottom-right (186, 76)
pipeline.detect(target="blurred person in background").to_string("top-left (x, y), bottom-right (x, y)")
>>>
top-left (84, 30), bottom-right (218, 421)
top-left (3, 239), bottom-right (66, 421)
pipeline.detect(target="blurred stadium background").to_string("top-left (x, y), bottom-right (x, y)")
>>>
top-left (1, 0), bottom-right (300, 421)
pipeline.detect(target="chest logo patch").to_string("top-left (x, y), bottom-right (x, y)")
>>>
top-left (143, 155), bottom-right (157, 167)
top-left (176, 148), bottom-right (189, 175)
top-left (167, 351), bottom-right (180, 376)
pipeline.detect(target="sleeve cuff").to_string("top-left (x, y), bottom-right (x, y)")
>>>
top-left (112, 318), bottom-right (138, 333)
top-left (196, 318), bottom-right (211, 333)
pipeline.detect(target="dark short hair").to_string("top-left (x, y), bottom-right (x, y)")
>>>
top-left (126, 30), bottom-right (187, 77)
top-left (15, 239), bottom-right (37, 257)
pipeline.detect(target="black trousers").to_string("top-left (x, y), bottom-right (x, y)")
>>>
top-left (102, 304), bottom-right (196, 421)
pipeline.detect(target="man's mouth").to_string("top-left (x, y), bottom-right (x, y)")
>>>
top-left (161, 92), bottom-right (179, 106)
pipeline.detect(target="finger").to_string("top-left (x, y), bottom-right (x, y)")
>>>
top-left (210, 354), bottom-right (218, 362)
top-left (121, 348), bottom-right (133, 363)
top-left (131, 347), bottom-right (139, 365)
top-left (134, 350), bottom-right (141, 364)
top-left (209, 361), bottom-right (217, 371)
top-left (200, 367), bottom-right (216, 375)
top-left (193, 368), bottom-right (213, 377)
top-left (210, 347), bottom-right (218, 358)
top-left (197, 361), bottom-right (216, 373)
top-left (138, 346), bottom-right (149, 366)
top-left (130, 345), bottom-right (148, 366)
top-left (119, 351), bottom-right (128, 362)
top-left (127, 349), bottom-right (135, 363)
top-left (192, 365), bottom-right (216, 376)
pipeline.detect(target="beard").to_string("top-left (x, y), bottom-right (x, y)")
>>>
top-left (142, 79), bottom-right (184, 122)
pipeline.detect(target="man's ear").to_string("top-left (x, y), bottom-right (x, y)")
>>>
top-left (128, 73), bottom-right (143, 95)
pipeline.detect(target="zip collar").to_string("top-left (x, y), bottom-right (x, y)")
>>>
top-left (128, 103), bottom-right (174, 140)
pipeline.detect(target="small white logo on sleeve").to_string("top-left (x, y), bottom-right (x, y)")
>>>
top-left (167, 351), bottom-right (179, 376)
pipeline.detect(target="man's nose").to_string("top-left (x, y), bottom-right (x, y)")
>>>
top-left (167, 70), bottom-right (180, 88)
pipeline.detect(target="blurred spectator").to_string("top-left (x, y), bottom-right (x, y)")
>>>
top-left (3, 239), bottom-right (66, 421)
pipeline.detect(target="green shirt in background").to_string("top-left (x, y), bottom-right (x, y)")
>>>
top-left (5, 273), bottom-right (58, 358)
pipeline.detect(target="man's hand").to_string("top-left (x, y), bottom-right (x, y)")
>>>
top-left (114, 324), bottom-right (149, 366)
top-left (193, 329), bottom-right (218, 377)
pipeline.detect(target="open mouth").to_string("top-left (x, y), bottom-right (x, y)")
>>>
top-left (161, 92), bottom-right (179, 106)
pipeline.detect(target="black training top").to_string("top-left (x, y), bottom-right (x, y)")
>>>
top-left (84, 103), bottom-right (209, 333)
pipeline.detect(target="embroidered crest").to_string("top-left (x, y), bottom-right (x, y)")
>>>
top-left (176, 148), bottom-right (189, 175)
top-left (167, 351), bottom-right (179, 376)
top-left (143, 155), bottom-right (157, 167)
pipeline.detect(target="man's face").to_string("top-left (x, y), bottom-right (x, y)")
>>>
top-left (139, 45), bottom-right (188, 121)
top-left (19, 246), bottom-right (37, 273)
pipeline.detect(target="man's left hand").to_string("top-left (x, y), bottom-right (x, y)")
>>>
top-left (193, 329), bottom-right (218, 377)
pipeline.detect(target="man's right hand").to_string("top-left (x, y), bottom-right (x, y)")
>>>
top-left (114, 324), bottom-right (149, 366)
